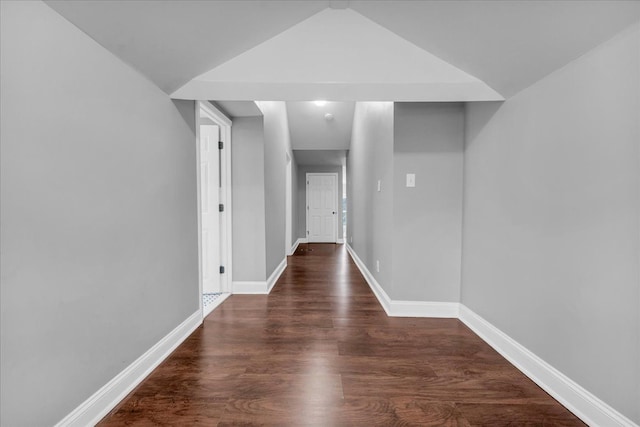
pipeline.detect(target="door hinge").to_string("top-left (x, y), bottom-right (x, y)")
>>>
top-left (218, 141), bottom-right (223, 150)
top-left (307, 181), bottom-right (309, 185)
top-left (219, 203), bottom-right (224, 212)
top-left (307, 230), bottom-right (309, 235)
top-left (219, 266), bottom-right (225, 274)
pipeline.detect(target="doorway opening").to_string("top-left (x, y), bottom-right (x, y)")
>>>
top-left (196, 101), bottom-right (232, 317)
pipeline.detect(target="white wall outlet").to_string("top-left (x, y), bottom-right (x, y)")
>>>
top-left (406, 173), bottom-right (416, 187)
top-left (377, 180), bottom-right (381, 192)
top-left (376, 260), bottom-right (380, 272)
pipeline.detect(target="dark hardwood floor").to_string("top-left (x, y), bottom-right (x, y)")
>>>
top-left (99, 243), bottom-right (584, 426)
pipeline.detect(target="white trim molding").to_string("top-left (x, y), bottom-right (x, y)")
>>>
top-left (55, 311), bottom-right (202, 427)
top-left (289, 237), bottom-right (305, 255)
top-left (346, 244), bottom-right (391, 314)
top-left (337, 238), bottom-right (345, 244)
top-left (232, 281), bottom-right (269, 294)
top-left (346, 244), bottom-right (458, 318)
top-left (203, 293), bottom-right (231, 318)
top-left (388, 300), bottom-right (459, 318)
top-left (232, 258), bottom-right (287, 295)
top-left (459, 305), bottom-right (639, 427)
top-left (266, 257), bottom-right (287, 293)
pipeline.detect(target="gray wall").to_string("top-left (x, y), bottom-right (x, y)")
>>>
top-left (462, 24), bottom-right (640, 423)
top-left (259, 102), bottom-right (293, 277)
top-left (231, 117), bottom-right (267, 281)
top-left (392, 103), bottom-right (464, 301)
top-left (0, 2), bottom-right (199, 426)
top-left (347, 102), bottom-right (394, 295)
top-left (297, 165), bottom-right (344, 240)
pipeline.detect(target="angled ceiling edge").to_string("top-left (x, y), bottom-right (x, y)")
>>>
top-left (172, 8), bottom-right (504, 102)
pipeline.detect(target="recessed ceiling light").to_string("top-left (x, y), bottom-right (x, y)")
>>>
top-left (324, 113), bottom-right (334, 121)
top-left (314, 100), bottom-right (327, 107)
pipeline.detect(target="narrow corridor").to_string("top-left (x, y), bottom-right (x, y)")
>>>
top-left (99, 244), bottom-right (584, 426)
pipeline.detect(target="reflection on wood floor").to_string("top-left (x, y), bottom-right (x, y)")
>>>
top-left (99, 243), bottom-right (585, 426)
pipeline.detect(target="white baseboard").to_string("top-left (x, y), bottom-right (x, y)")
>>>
top-left (266, 257), bottom-right (287, 293)
top-left (459, 305), bottom-right (638, 427)
top-left (346, 244), bottom-right (458, 318)
top-left (289, 238), bottom-right (305, 255)
top-left (345, 244), bottom-right (391, 315)
top-left (55, 310), bottom-right (202, 427)
top-left (388, 300), bottom-right (459, 317)
top-left (203, 293), bottom-right (231, 317)
top-left (289, 240), bottom-right (298, 255)
top-left (233, 281), bottom-right (269, 294)
top-left (232, 258), bottom-right (287, 295)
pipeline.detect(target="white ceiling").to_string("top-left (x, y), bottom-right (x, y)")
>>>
top-left (45, 0), bottom-right (640, 98)
top-left (294, 150), bottom-right (347, 167)
top-left (213, 101), bottom-right (262, 118)
top-left (45, 0), bottom-right (330, 94)
top-left (348, 0), bottom-right (640, 97)
top-left (172, 8), bottom-right (503, 101)
top-left (287, 102), bottom-right (355, 150)
top-left (43, 0), bottom-right (640, 157)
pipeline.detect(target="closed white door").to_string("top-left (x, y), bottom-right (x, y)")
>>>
top-left (200, 124), bottom-right (220, 293)
top-left (307, 173), bottom-right (337, 243)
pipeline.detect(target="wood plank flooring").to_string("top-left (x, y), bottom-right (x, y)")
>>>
top-left (99, 243), bottom-right (585, 426)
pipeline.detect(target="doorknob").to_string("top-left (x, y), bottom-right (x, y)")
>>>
top-left (332, 211), bottom-right (336, 214)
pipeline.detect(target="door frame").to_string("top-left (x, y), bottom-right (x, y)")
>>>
top-left (196, 101), bottom-right (232, 318)
top-left (285, 152), bottom-right (293, 255)
top-left (306, 172), bottom-right (339, 243)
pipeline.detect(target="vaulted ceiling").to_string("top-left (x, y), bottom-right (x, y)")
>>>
top-left (44, 1), bottom-right (640, 164)
top-left (46, 0), bottom-right (640, 100)
top-left (171, 8), bottom-right (503, 101)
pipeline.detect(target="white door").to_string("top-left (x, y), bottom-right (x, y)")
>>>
top-left (200, 124), bottom-right (221, 293)
top-left (307, 173), bottom-right (337, 243)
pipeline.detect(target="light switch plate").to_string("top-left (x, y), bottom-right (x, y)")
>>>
top-left (406, 173), bottom-right (416, 187)
top-left (377, 180), bottom-right (381, 192)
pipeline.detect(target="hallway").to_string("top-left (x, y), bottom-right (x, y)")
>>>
top-left (98, 244), bottom-right (583, 426)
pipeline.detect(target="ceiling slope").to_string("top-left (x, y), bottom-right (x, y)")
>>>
top-left (350, 0), bottom-right (640, 97)
top-left (45, 0), bottom-right (331, 94)
top-left (45, 0), bottom-right (640, 100)
top-left (171, 8), bottom-right (504, 102)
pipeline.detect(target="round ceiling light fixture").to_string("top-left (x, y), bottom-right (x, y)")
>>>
top-left (324, 113), bottom-right (334, 121)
